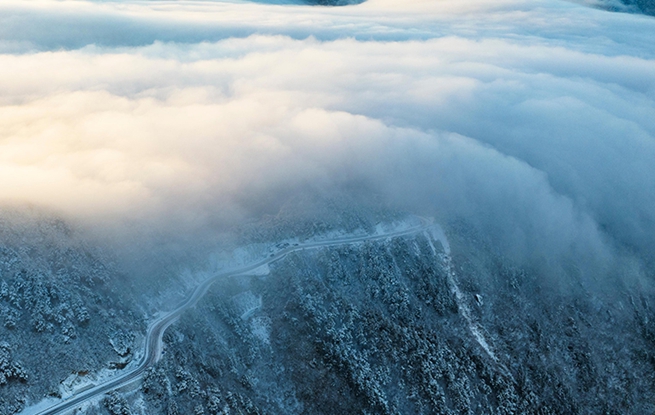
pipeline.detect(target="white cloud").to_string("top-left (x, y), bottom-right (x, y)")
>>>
top-left (0, 0), bottom-right (654, 277)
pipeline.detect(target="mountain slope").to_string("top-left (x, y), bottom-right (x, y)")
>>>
top-left (0, 210), bottom-right (145, 414)
top-left (127, 224), bottom-right (655, 414)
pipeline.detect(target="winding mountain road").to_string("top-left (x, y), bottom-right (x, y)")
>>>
top-left (34, 218), bottom-right (433, 415)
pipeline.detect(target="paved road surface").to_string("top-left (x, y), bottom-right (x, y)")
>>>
top-left (35, 219), bottom-right (432, 415)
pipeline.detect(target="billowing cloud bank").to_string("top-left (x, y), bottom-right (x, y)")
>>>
top-left (1, 0), bottom-right (654, 280)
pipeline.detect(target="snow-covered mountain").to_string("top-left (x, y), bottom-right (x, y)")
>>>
top-left (0, 210), bottom-right (144, 414)
top-left (2, 201), bottom-right (654, 414)
top-left (1, 0), bottom-right (655, 413)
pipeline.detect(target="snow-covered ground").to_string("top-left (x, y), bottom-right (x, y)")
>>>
top-left (24, 216), bottom-right (433, 415)
top-left (425, 224), bottom-right (497, 361)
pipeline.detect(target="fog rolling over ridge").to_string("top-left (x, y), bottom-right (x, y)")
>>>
top-left (1, 0), bottom-right (654, 272)
top-left (0, 0), bottom-right (655, 413)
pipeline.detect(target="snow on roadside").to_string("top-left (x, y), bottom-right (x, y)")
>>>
top-left (22, 216), bottom-right (431, 415)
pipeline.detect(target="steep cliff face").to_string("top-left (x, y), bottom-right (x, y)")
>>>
top-left (133, 225), bottom-right (655, 415)
top-left (0, 210), bottom-right (144, 414)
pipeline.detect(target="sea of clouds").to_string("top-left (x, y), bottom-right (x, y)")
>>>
top-left (0, 0), bottom-right (654, 283)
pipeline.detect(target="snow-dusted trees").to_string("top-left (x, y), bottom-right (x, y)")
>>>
top-left (103, 391), bottom-right (132, 415)
top-left (0, 212), bottom-right (144, 415)
top-left (0, 343), bottom-right (27, 386)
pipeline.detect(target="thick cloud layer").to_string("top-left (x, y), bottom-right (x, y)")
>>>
top-left (1, 0), bottom-right (654, 281)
